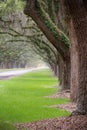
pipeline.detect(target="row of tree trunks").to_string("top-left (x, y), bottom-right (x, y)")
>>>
top-left (24, 1), bottom-right (87, 113)
top-left (64, 0), bottom-right (87, 114)
top-left (47, 50), bottom-right (70, 91)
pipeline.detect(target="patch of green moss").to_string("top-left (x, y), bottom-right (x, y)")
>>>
top-left (36, 0), bottom-right (70, 48)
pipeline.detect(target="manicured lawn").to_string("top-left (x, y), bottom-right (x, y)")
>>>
top-left (0, 69), bottom-right (70, 123)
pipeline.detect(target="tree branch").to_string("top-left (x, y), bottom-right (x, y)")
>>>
top-left (24, 0), bottom-right (70, 61)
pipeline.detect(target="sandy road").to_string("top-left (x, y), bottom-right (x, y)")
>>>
top-left (0, 67), bottom-right (48, 79)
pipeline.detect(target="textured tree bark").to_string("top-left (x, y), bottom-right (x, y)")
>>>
top-left (69, 19), bottom-right (78, 102)
top-left (64, 0), bottom-right (87, 114)
top-left (58, 56), bottom-right (70, 90)
top-left (63, 59), bottom-right (70, 90)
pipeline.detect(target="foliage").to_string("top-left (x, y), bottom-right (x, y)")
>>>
top-left (0, 0), bottom-right (25, 16)
top-left (0, 0), bottom-right (69, 70)
top-left (0, 10), bottom-right (58, 71)
top-left (0, 11), bottom-right (44, 68)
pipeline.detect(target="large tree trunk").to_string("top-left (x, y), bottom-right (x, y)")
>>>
top-left (58, 56), bottom-right (70, 90)
top-left (64, 0), bottom-right (87, 114)
top-left (69, 19), bottom-right (78, 102)
top-left (63, 59), bottom-right (70, 90)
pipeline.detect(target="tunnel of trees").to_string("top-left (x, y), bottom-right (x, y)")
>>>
top-left (0, 0), bottom-right (87, 115)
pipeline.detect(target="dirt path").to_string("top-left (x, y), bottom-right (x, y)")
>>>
top-left (0, 67), bottom-right (47, 80)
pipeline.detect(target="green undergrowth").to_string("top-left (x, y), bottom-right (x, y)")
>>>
top-left (0, 69), bottom-right (70, 123)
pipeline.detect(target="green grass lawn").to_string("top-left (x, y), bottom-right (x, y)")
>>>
top-left (0, 69), bottom-right (70, 123)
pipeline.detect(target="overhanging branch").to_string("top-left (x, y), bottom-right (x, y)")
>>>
top-left (24, 0), bottom-right (70, 60)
